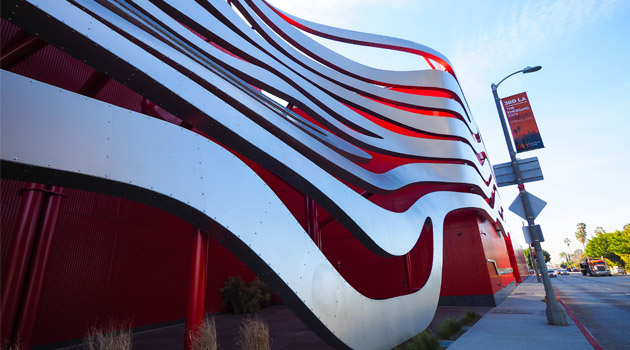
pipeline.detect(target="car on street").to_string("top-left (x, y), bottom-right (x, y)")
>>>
top-left (548, 269), bottom-right (557, 277)
top-left (557, 269), bottom-right (569, 275)
top-left (612, 266), bottom-right (627, 275)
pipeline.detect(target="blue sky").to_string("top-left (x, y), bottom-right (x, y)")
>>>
top-left (267, 0), bottom-right (630, 264)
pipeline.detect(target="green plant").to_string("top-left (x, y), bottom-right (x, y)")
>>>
top-left (436, 317), bottom-right (462, 340)
top-left (220, 276), bottom-right (248, 314)
top-left (459, 310), bottom-right (481, 326)
top-left (245, 278), bottom-right (272, 312)
top-left (402, 330), bottom-right (440, 350)
top-left (83, 324), bottom-right (132, 350)
top-left (237, 316), bottom-right (270, 350)
top-left (189, 317), bottom-right (217, 350)
top-left (220, 276), bottom-right (272, 314)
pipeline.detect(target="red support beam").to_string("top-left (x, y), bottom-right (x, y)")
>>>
top-left (184, 229), bottom-right (208, 349)
top-left (77, 70), bottom-right (110, 98)
top-left (0, 33), bottom-right (46, 70)
top-left (404, 253), bottom-right (413, 293)
top-left (14, 186), bottom-right (66, 348)
top-left (304, 196), bottom-right (321, 249)
top-left (1, 183), bottom-right (46, 345)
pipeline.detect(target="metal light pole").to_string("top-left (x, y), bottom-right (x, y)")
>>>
top-left (491, 66), bottom-right (568, 326)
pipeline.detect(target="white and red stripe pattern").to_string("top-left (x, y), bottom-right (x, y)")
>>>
top-left (1, 0), bottom-right (505, 348)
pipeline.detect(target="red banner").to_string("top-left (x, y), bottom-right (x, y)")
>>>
top-left (501, 92), bottom-right (544, 153)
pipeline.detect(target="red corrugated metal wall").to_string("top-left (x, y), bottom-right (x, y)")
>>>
top-left (477, 217), bottom-right (514, 293)
top-left (505, 233), bottom-right (530, 283)
top-left (31, 185), bottom-right (195, 345)
top-left (1, 178), bottom-right (261, 346)
top-left (440, 211), bottom-right (493, 297)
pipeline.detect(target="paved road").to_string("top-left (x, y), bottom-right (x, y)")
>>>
top-left (552, 272), bottom-right (630, 350)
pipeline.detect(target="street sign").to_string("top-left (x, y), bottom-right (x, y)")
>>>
top-left (493, 157), bottom-right (543, 187)
top-left (522, 224), bottom-right (544, 243)
top-left (508, 191), bottom-right (547, 220)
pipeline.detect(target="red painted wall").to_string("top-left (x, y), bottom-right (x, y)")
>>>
top-left (477, 217), bottom-right (515, 293)
top-left (440, 211), bottom-right (492, 297)
top-left (1, 179), bottom-right (261, 346)
top-left (505, 233), bottom-right (530, 283)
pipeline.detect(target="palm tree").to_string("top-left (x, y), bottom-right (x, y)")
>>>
top-left (594, 226), bottom-right (605, 236)
top-left (559, 252), bottom-right (570, 265)
top-left (563, 237), bottom-right (571, 261)
top-left (575, 222), bottom-right (587, 249)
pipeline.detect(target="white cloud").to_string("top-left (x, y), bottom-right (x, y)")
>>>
top-left (452, 0), bottom-right (621, 102)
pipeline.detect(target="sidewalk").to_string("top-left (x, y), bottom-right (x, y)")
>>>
top-left (45, 276), bottom-right (594, 350)
top-left (447, 276), bottom-right (594, 350)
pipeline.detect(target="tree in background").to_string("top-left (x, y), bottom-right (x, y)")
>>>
top-left (594, 226), bottom-right (606, 236)
top-left (611, 224), bottom-right (630, 267)
top-left (524, 247), bottom-right (550, 268)
top-left (575, 222), bottom-right (587, 249)
top-left (571, 248), bottom-right (584, 266)
top-left (585, 231), bottom-right (621, 266)
top-left (563, 237), bottom-right (572, 265)
top-left (584, 224), bottom-right (630, 268)
top-left (559, 252), bottom-right (570, 265)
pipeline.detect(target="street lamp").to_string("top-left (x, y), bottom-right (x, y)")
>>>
top-left (491, 66), bottom-right (568, 326)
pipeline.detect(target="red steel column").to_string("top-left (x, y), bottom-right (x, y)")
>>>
top-left (304, 196), bottom-right (321, 249)
top-left (404, 254), bottom-right (414, 293)
top-left (14, 186), bottom-right (66, 348)
top-left (1, 183), bottom-right (46, 343)
top-left (184, 229), bottom-right (208, 350)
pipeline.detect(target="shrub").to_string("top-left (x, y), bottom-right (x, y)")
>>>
top-left (220, 276), bottom-right (248, 314)
top-left (245, 278), bottom-right (272, 312)
top-left (436, 317), bottom-right (462, 340)
top-left (237, 317), bottom-right (270, 350)
top-left (83, 324), bottom-right (132, 350)
top-left (220, 277), bottom-right (272, 314)
top-left (459, 310), bottom-right (481, 326)
top-left (403, 330), bottom-right (440, 350)
top-left (189, 317), bottom-right (217, 350)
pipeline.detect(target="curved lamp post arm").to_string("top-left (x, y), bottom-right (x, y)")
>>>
top-left (493, 69), bottom-right (524, 91)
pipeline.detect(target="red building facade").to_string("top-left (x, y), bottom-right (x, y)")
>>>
top-left (0, 2), bottom-right (528, 348)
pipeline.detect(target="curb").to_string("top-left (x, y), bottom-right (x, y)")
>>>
top-left (556, 297), bottom-right (603, 350)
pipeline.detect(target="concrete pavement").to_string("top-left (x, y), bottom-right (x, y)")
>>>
top-left (447, 276), bottom-right (596, 350)
top-left (43, 276), bottom-right (598, 350)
